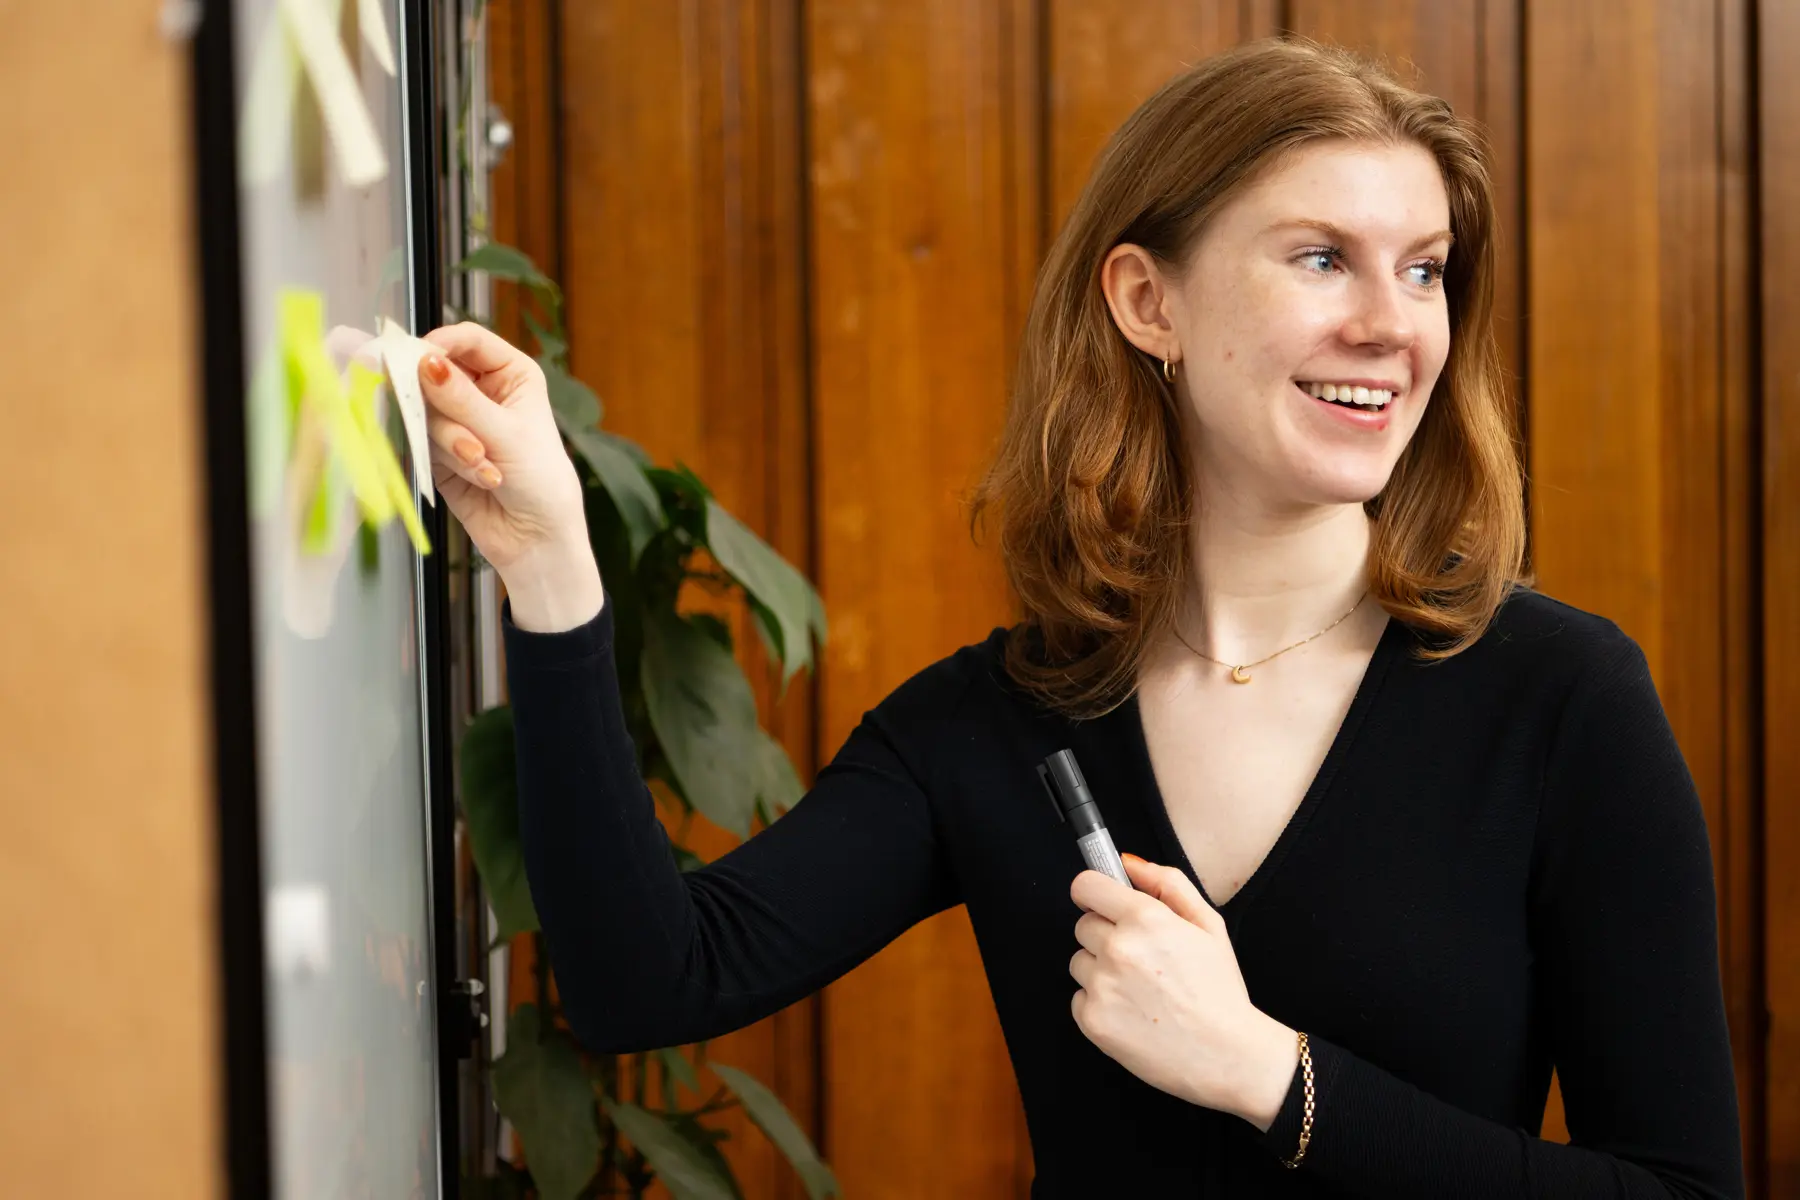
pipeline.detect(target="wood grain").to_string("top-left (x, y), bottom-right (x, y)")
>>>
top-left (806, 0), bottom-right (1026, 1193)
top-left (1527, 0), bottom-right (1764, 1167)
top-left (1046, 0), bottom-right (1273, 226)
top-left (1762, 0), bottom-right (1800, 1188)
top-left (558, 3), bottom-right (820, 1195)
top-left (0, 5), bottom-right (218, 1197)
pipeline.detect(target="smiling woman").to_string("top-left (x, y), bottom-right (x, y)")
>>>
top-left (433, 34), bottom-right (1746, 1200)
top-left (973, 41), bottom-right (1522, 718)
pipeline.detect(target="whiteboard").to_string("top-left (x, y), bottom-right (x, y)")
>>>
top-left (231, 0), bottom-right (444, 1195)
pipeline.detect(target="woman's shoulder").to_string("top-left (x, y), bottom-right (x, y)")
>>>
top-left (860, 623), bottom-right (1021, 733)
top-left (1433, 584), bottom-right (1655, 699)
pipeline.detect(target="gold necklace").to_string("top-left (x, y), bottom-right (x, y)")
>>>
top-left (1173, 592), bottom-right (1369, 684)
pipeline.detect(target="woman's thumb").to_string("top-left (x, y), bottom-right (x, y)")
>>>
top-left (1122, 853), bottom-right (1220, 930)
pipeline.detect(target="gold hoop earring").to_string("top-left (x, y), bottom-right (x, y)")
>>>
top-left (1163, 355), bottom-right (1178, 384)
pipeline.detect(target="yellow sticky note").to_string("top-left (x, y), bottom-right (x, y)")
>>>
top-left (279, 0), bottom-right (388, 188)
top-left (280, 289), bottom-right (392, 528)
top-left (348, 362), bottom-right (432, 555)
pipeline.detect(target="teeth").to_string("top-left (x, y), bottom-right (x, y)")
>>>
top-left (1302, 382), bottom-right (1394, 409)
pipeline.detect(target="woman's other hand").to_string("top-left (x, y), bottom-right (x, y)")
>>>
top-left (1069, 854), bottom-right (1299, 1131)
top-left (418, 322), bottom-right (603, 631)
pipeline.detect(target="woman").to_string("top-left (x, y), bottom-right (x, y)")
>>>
top-left (418, 39), bottom-right (1743, 1198)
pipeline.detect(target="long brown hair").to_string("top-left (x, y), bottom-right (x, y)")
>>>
top-left (970, 37), bottom-right (1528, 719)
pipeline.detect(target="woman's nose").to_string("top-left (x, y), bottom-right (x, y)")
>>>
top-left (1342, 278), bottom-right (1416, 351)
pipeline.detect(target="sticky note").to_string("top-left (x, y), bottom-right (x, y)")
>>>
top-left (359, 0), bottom-right (397, 76)
top-left (374, 318), bottom-right (436, 505)
top-left (280, 289), bottom-right (392, 527)
top-left (238, 6), bottom-right (302, 186)
top-left (348, 362), bottom-right (432, 555)
top-left (279, 0), bottom-right (388, 188)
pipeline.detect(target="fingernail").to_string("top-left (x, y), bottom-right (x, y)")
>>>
top-left (1121, 853), bottom-right (1144, 865)
top-left (453, 437), bottom-right (484, 467)
top-left (476, 463), bottom-right (503, 488)
top-left (422, 355), bottom-right (451, 385)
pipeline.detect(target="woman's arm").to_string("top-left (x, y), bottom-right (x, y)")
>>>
top-left (1244, 635), bottom-right (1745, 1199)
top-left (504, 589), bottom-right (965, 1055)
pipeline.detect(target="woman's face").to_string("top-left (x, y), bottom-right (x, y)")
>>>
top-left (1161, 140), bottom-right (1453, 511)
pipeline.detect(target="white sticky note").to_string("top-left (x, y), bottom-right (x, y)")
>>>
top-left (279, 0), bottom-right (388, 188)
top-left (267, 883), bottom-right (332, 981)
top-left (376, 318), bottom-right (437, 505)
top-left (359, 0), bottom-right (397, 75)
top-left (238, 5), bottom-right (301, 186)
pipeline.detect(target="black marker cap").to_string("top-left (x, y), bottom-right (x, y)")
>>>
top-left (1037, 749), bottom-right (1094, 822)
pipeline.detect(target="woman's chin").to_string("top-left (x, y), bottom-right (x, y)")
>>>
top-left (1285, 462), bottom-right (1397, 509)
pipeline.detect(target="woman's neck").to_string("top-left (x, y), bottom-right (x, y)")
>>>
top-left (1175, 488), bottom-right (1374, 664)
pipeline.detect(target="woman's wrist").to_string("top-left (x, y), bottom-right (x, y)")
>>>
top-left (503, 533), bottom-right (605, 633)
top-left (1227, 1010), bottom-right (1301, 1133)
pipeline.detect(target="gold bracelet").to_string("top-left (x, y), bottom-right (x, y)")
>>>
top-left (1280, 1031), bottom-right (1315, 1169)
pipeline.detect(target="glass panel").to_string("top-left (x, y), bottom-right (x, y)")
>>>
top-left (232, 0), bottom-right (442, 1195)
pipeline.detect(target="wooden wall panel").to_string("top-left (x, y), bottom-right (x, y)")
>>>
top-left (805, 2), bottom-right (1029, 1193)
top-left (1526, 0), bottom-right (1763, 1174)
top-left (1762, 0), bottom-right (1800, 1188)
top-left (486, 0), bottom-right (562, 340)
top-left (1046, 1), bottom-right (1274, 225)
top-left (0, 5), bottom-right (219, 1197)
top-left (558, 3), bottom-right (819, 1196)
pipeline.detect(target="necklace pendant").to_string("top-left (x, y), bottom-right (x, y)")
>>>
top-left (1230, 665), bottom-right (1253, 684)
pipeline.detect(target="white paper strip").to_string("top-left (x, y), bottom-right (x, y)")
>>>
top-left (279, 0), bottom-right (388, 188)
top-left (376, 319), bottom-right (437, 505)
top-left (358, 0), bottom-right (397, 76)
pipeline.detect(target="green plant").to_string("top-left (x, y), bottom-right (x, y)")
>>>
top-left (452, 243), bottom-right (835, 1200)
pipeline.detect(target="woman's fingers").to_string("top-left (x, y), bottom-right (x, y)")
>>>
top-left (423, 321), bottom-right (536, 377)
top-left (428, 411), bottom-right (502, 489)
top-left (417, 350), bottom-right (509, 444)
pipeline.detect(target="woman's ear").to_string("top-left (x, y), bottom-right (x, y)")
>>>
top-left (1100, 243), bottom-right (1179, 362)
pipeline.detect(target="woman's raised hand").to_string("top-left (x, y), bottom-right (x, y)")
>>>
top-left (418, 322), bottom-right (604, 632)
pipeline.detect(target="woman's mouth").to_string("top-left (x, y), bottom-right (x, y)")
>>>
top-left (1295, 380), bottom-right (1398, 429)
top-left (1298, 380), bottom-right (1395, 411)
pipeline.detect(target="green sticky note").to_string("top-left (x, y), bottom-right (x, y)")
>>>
top-left (279, 288), bottom-right (392, 528)
top-left (347, 361), bottom-right (431, 556)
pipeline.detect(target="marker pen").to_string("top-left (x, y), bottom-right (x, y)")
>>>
top-left (1037, 749), bottom-right (1134, 889)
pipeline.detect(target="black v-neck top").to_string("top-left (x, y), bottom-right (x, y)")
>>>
top-left (503, 586), bottom-right (1744, 1198)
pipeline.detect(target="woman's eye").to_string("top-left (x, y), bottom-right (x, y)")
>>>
top-left (1406, 259), bottom-right (1447, 288)
top-left (1298, 248), bottom-right (1341, 274)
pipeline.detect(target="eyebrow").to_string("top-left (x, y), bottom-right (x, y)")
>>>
top-left (1262, 218), bottom-right (1455, 255)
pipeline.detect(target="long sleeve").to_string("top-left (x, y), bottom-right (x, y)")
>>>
top-left (1251, 634), bottom-right (1744, 1198)
top-left (503, 593), bottom-right (964, 1055)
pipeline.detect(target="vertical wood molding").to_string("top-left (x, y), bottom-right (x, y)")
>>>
top-left (805, 0), bottom-right (1025, 1192)
top-left (556, 2), bottom-right (820, 1193)
top-left (1528, 0), bottom-right (1765, 1173)
top-left (1762, 0), bottom-right (1800, 1188)
top-left (0, 6), bottom-right (219, 1197)
top-left (1045, 1), bottom-right (1270, 227)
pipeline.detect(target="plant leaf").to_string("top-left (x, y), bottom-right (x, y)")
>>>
top-left (752, 728), bottom-right (803, 818)
top-left (704, 502), bottom-right (825, 688)
top-left (458, 705), bottom-right (539, 937)
top-left (561, 418), bottom-right (664, 564)
top-left (602, 1101), bottom-right (736, 1200)
top-left (522, 307), bottom-right (567, 365)
top-left (709, 1063), bottom-right (840, 1199)
top-left (657, 1046), bottom-right (700, 1094)
top-left (539, 356), bottom-right (603, 428)
top-left (641, 610), bottom-right (761, 839)
top-left (492, 1005), bottom-right (602, 1200)
top-left (454, 243), bottom-right (562, 302)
